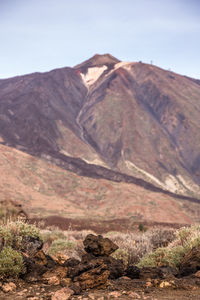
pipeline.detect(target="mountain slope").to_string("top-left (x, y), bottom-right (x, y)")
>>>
top-left (1, 143), bottom-right (200, 223)
top-left (74, 58), bottom-right (200, 196)
top-left (0, 54), bottom-right (200, 203)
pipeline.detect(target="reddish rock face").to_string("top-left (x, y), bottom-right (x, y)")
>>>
top-left (0, 54), bottom-right (200, 222)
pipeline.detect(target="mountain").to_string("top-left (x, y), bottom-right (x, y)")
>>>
top-left (0, 54), bottom-right (200, 222)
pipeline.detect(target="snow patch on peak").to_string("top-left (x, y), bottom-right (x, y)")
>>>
top-left (114, 61), bottom-right (132, 70)
top-left (81, 65), bottom-right (107, 87)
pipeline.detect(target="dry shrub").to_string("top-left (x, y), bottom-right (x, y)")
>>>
top-left (41, 228), bottom-right (95, 260)
top-left (146, 227), bottom-right (176, 249)
top-left (0, 220), bottom-right (41, 278)
top-left (0, 220), bottom-right (41, 250)
top-left (106, 231), bottom-right (152, 266)
top-left (137, 225), bottom-right (200, 269)
top-left (106, 227), bottom-right (176, 266)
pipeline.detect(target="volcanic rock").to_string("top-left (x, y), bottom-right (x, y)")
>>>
top-left (21, 236), bottom-right (43, 257)
top-left (81, 254), bottom-right (124, 279)
top-left (1, 282), bottom-right (16, 293)
top-left (126, 265), bottom-right (140, 279)
top-left (73, 263), bottom-right (110, 291)
top-left (83, 234), bottom-right (118, 256)
top-left (179, 246), bottom-right (200, 276)
top-left (63, 257), bottom-right (80, 268)
top-left (51, 287), bottom-right (74, 300)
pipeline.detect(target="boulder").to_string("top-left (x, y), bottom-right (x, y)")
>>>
top-left (1, 282), bottom-right (16, 293)
top-left (68, 258), bottom-right (105, 279)
top-left (81, 252), bottom-right (124, 278)
top-left (95, 256), bottom-right (124, 279)
top-left (63, 258), bottom-right (80, 268)
top-left (179, 246), bottom-right (200, 276)
top-left (21, 255), bottom-right (48, 282)
top-left (73, 263), bottom-right (110, 291)
top-left (139, 266), bottom-right (177, 280)
top-left (21, 236), bottom-right (43, 257)
top-left (42, 266), bottom-right (68, 285)
top-left (159, 266), bottom-right (177, 279)
top-left (33, 250), bottom-right (47, 265)
top-left (126, 265), bottom-right (140, 279)
top-left (83, 234), bottom-right (118, 256)
top-left (139, 267), bottom-right (163, 279)
top-left (51, 287), bottom-right (74, 300)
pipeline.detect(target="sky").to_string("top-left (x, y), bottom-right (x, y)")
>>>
top-left (0, 0), bottom-right (199, 79)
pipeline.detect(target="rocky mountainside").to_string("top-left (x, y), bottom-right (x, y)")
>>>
top-left (0, 53), bottom-right (200, 221)
top-left (2, 142), bottom-right (200, 223)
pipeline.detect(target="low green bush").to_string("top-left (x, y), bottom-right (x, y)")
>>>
top-left (0, 246), bottom-right (24, 277)
top-left (137, 245), bottom-right (186, 268)
top-left (0, 221), bottom-right (41, 250)
top-left (0, 220), bottom-right (41, 278)
top-left (111, 248), bottom-right (129, 266)
top-left (41, 230), bottom-right (66, 244)
top-left (47, 238), bottom-right (75, 256)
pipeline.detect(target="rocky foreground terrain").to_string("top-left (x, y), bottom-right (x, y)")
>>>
top-left (1, 222), bottom-right (200, 300)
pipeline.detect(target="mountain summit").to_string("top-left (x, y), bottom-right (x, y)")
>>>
top-left (74, 53), bottom-right (121, 70)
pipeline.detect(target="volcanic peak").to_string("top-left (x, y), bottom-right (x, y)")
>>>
top-left (74, 53), bottom-right (121, 70)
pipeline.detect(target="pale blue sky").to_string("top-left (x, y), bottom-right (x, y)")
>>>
top-left (0, 0), bottom-right (199, 79)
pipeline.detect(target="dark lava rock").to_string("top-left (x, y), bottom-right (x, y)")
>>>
top-left (139, 267), bottom-right (163, 279)
top-left (102, 256), bottom-right (124, 279)
top-left (179, 247), bottom-right (200, 276)
top-left (81, 253), bottom-right (96, 263)
top-left (126, 265), bottom-right (140, 279)
top-left (73, 262), bottom-right (110, 291)
top-left (21, 256), bottom-right (48, 282)
top-left (160, 266), bottom-right (178, 278)
top-left (63, 258), bottom-right (80, 268)
top-left (45, 254), bottom-right (57, 269)
top-left (83, 234), bottom-right (118, 256)
top-left (139, 266), bottom-right (177, 279)
top-left (72, 253), bottom-right (124, 280)
top-left (68, 258), bottom-right (105, 279)
top-left (67, 257), bottom-right (111, 292)
top-left (21, 236), bottom-right (43, 257)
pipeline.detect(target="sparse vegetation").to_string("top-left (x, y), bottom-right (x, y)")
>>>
top-left (0, 220), bottom-right (200, 281)
top-left (0, 246), bottom-right (24, 277)
top-left (0, 220), bottom-right (41, 278)
top-left (106, 227), bottom-right (176, 266)
top-left (0, 205), bottom-right (18, 221)
top-left (137, 225), bottom-right (200, 269)
top-left (0, 220), bottom-right (41, 250)
top-left (138, 223), bottom-right (147, 232)
top-left (41, 227), bottom-right (94, 259)
top-left (47, 238), bottom-right (75, 256)
top-left (0, 202), bottom-right (26, 224)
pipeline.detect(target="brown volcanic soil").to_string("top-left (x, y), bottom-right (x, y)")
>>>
top-left (1, 276), bottom-right (200, 299)
top-left (1, 143), bottom-right (200, 224)
top-left (30, 215), bottom-right (187, 233)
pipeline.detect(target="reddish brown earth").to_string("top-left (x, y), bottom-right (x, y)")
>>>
top-left (1, 143), bottom-right (200, 224)
top-left (1, 276), bottom-right (200, 299)
top-left (0, 54), bottom-right (200, 223)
